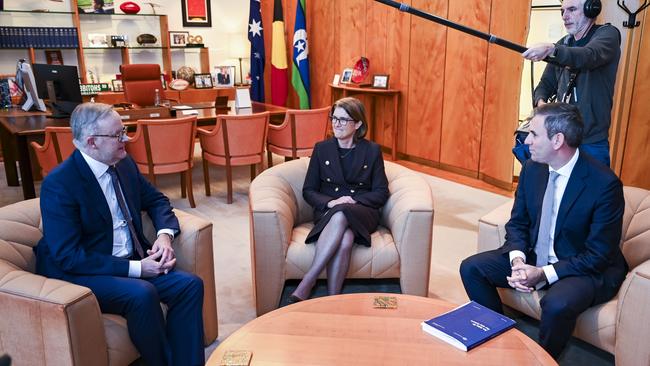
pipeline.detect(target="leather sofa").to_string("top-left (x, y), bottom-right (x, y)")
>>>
top-left (477, 186), bottom-right (650, 365)
top-left (249, 159), bottom-right (434, 315)
top-left (0, 199), bottom-right (218, 366)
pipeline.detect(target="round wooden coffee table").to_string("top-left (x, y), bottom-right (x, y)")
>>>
top-left (208, 293), bottom-right (557, 365)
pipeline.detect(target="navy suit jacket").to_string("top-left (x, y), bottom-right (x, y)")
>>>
top-left (501, 151), bottom-right (628, 303)
top-left (303, 138), bottom-right (389, 214)
top-left (35, 150), bottom-right (180, 279)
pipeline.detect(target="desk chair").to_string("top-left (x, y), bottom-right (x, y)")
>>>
top-left (125, 116), bottom-right (198, 208)
top-left (120, 64), bottom-right (165, 107)
top-left (266, 106), bottom-right (330, 167)
top-left (198, 112), bottom-right (269, 204)
top-left (30, 126), bottom-right (75, 176)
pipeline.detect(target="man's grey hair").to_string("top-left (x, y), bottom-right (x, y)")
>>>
top-left (70, 102), bottom-right (115, 148)
top-left (531, 102), bottom-right (584, 148)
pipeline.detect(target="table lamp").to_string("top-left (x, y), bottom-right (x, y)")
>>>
top-left (229, 33), bottom-right (250, 85)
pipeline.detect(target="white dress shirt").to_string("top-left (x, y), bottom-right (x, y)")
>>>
top-left (509, 148), bottom-right (580, 288)
top-left (80, 151), bottom-right (174, 277)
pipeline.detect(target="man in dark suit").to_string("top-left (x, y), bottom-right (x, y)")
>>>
top-left (35, 103), bottom-right (205, 366)
top-left (460, 102), bottom-right (627, 358)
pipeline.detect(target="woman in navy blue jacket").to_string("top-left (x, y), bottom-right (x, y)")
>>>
top-left (291, 97), bottom-right (389, 301)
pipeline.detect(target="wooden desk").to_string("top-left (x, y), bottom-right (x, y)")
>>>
top-left (207, 294), bottom-right (556, 365)
top-left (0, 102), bottom-right (287, 199)
top-left (330, 84), bottom-right (400, 160)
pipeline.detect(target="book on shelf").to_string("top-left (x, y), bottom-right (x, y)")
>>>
top-left (421, 300), bottom-right (516, 352)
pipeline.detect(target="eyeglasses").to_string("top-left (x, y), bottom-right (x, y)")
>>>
top-left (329, 115), bottom-right (356, 126)
top-left (92, 126), bottom-right (128, 142)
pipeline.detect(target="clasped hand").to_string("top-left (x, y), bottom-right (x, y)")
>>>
top-left (141, 235), bottom-right (176, 278)
top-left (327, 196), bottom-right (356, 208)
top-left (506, 258), bottom-right (545, 293)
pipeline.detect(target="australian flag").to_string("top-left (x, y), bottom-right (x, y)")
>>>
top-left (248, 0), bottom-right (265, 102)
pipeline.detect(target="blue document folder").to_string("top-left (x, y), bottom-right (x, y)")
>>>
top-left (421, 301), bottom-right (516, 351)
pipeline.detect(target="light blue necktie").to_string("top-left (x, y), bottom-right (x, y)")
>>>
top-left (535, 171), bottom-right (560, 267)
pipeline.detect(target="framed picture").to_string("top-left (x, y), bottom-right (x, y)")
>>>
top-left (332, 74), bottom-right (340, 85)
top-left (194, 73), bottom-right (213, 89)
top-left (181, 0), bottom-right (212, 27)
top-left (213, 66), bottom-right (235, 87)
top-left (45, 50), bottom-right (63, 65)
top-left (169, 31), bottom-right (189, 47)
top-left (372, 74), bottom-right (390, 89)
top-left (77, 0), bottom-right (115, 14)
top-left (88, 33), bottom-right (108, 47)
top-left (111, 79), bottom-right (123, 92)
top-left (340, 68), bottom-right (353, 84)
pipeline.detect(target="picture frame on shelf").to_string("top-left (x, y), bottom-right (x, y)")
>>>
top-left (181, 0), bottom-right (212, 27)
top-left (88, 33), bottom-right (108, 47)
top-left (169, 31), bottom-right (190, 47)
top-left (160, 74), bottom-right (168, 89)
top-left (111, 79), bottom-right (123, 92)
top-left (332, 74), bottom-right (340, 86)
top-left (194, 73), bottom-right (213, 89)
top-left (372, 74), bottom-right (389, 89)
top-left (340, 68), bottom-right (353, 84)
top-left (45, 50), bottom-right (63, 65)
top-left (214, 66), bottom-right (235, 87)
top-left (78, 0), bottom-right (115, 14)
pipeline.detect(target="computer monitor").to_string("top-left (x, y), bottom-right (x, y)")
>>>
top-left (17, 60), bottom-right (46, 112)
top-left (31, 63), bottom-right (83, 118)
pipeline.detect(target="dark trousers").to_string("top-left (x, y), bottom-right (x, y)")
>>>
top-left (459, 249), bottom-right (596, 358)
top-left (65, 270), bottom-right (205, 366)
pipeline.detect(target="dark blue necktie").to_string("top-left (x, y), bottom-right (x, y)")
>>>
top-left (107, 166), bottom-right (145, 259)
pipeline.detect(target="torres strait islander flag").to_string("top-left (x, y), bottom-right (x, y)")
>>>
top-left (271, 0), bottom-right (288, 106)
top-left (248, 0), bottom-right (265, 102)
top-left (291, 0), bottom-right (311, 109)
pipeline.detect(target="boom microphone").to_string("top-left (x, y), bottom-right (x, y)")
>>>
top-left (374, 0), bottom-right (554, 63)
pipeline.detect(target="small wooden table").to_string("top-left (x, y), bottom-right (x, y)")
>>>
top-left (207, 294), bottom-right (556, 365)
top-left (330, 84), bottom-right (400, 160)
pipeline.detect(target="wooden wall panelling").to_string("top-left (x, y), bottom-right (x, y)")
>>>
top-left (405, 0), bottom-right (448, 161)
top-left (440, 0), bottom-right (491, 173)
top-left (308, 0), bottom-right (337, 108)
top-left (366, 0), bottom-right (390, 146)
top-left (609, 4), bottom-right (647, 174)
top-left (478, 0), bottom-right (531, 188)
top-left (620, 18), bottom-right (650, 189)
top-left (338, 0), bottom-right (367, 77)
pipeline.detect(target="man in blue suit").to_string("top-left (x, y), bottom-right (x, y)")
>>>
top-left (460, 103), bottom-right (627, 359)
top-left (35, 103), bottom-right (205, 366)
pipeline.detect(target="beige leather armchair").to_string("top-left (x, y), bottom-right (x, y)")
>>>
top-left (477, 186), bottom-right (650, 366)
top-left (0, 199), bottom-right (218, 366)
top-left (249, 159), bottom-right (434, 316)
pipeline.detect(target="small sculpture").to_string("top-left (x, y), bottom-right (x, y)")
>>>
top-left (136, 34), bottom-right (157, 45)
top-left (176, 66), bottom-right (196, 85)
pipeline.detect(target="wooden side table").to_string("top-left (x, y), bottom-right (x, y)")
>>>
top-left (329, 84), bottom-right (400, 160)
top-left (208, 293), bottom-right (557, 365)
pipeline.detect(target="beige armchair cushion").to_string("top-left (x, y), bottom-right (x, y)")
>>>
top-left (0, 199), bottom-right (217, 366)
top-left (249, 158), bottom-right (434, 315)
top-left (477, 186), bottom-right (650, 365)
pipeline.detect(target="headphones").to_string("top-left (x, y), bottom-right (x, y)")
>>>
top-left (583, 0), bottom-right (602, 19)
